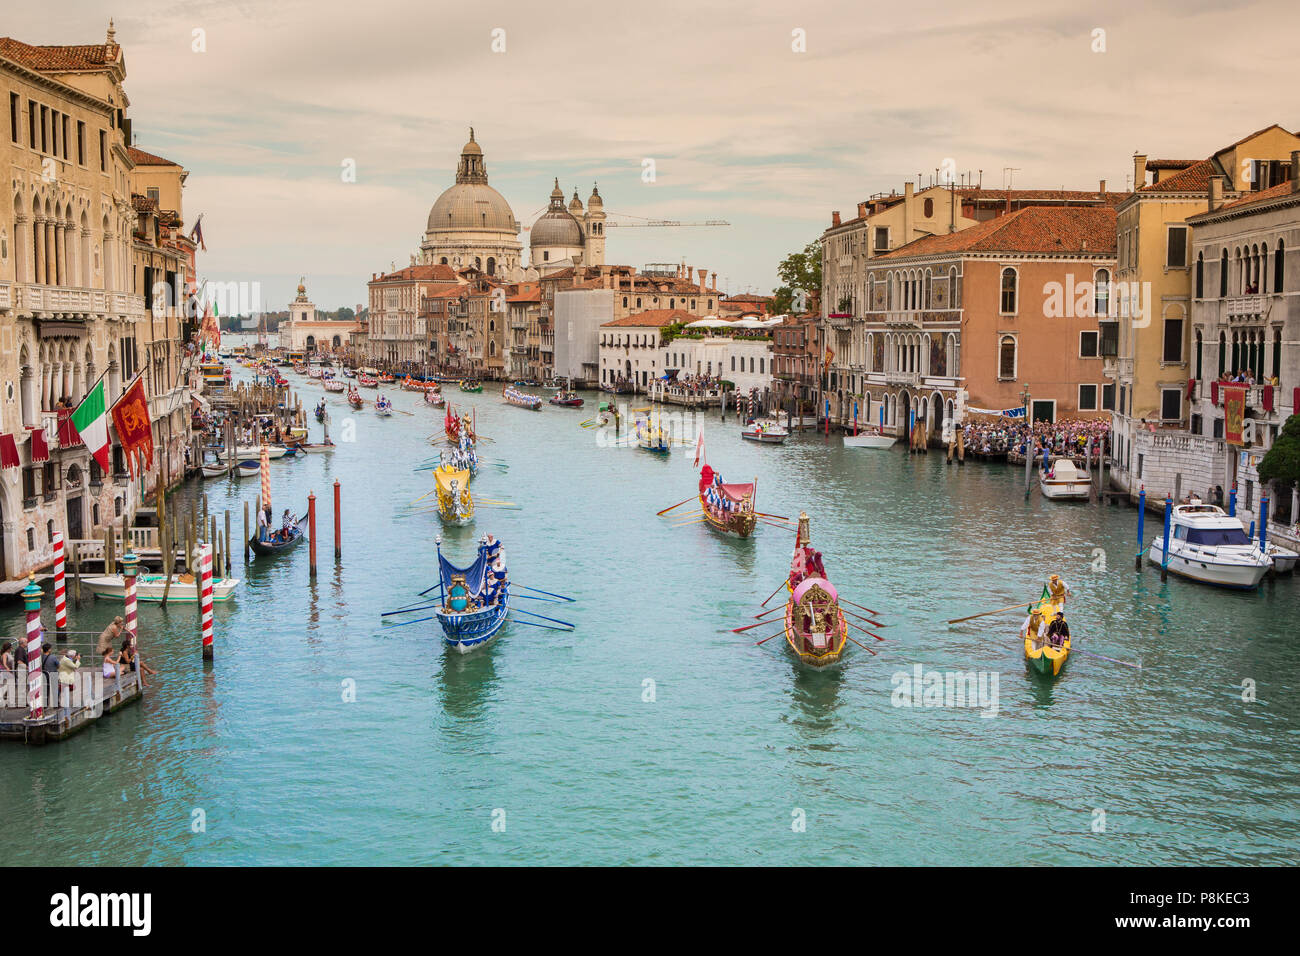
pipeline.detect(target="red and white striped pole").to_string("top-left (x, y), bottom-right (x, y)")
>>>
top-left (121, 552), bottom-right (139, 652)
top-left (52, 530), bottom-right (67, 641)
top-left (199, 543), bottom-right (214, 661)
top-left (23, 575), bottom-right (44, 721)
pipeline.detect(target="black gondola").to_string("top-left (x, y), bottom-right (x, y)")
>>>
top-left (249, 517), bottom-right (307, 556)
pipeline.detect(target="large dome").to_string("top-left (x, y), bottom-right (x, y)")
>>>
top-left (425, 129), bottom-right (518, 235)
top-left (427, 182), bottom-right (518, 233)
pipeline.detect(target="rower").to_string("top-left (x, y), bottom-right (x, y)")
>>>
top-left (1047, 574), bottom-right (1071, 606)
top-left (1019, 608), bottom-right (1046, 645)
top-left (281, 509), bottom-right (295, 532)
top-left (1045, 611), bottom-right (1070, 648)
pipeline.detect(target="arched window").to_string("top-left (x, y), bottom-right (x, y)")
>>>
top-left (1219, 249), bottom-right (1228, 297)
top-left (1276, 240), bottom-right (1286, 293)
top-left (622, 296), bottom-right (628, 307)
top-left (923, 198), bottom-right (934, 218)
top-left (1194, 253), bottom-right (1204, 299)
top-left (1194, 330), bottom-right (1203, 379)
top-left (924, 270), bottom-right (932, 309)
top-left (1273, 327), bottom-right (1283, 379)
top-left (999, 336), bottom-right (1016, 379)
top-left (486, 257), bottom-right (495, 275)
top-left (949, 267), bottom-right (959, 309)
top-left (1094, 269), bottom-right (1110, 317)
top-left (1218, 331), bottom-right (1227, 377)
top-left (999, 268), bottom-right (1017, 314)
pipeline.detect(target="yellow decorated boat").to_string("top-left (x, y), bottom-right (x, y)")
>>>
top-left (434, 465), bottom-right (474, 526)
top-left (783, 514), bottom-right (848, 668)
top-left (1022, 587), bottom-right (1070, 677)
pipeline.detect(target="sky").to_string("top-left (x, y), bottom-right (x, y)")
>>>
top-left (10, 0), bottom-right (1299, 309)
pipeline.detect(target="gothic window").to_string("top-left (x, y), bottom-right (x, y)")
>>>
top-left (999, 268), bottom-right (1017, 314)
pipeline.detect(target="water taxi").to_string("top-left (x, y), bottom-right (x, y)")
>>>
top-left (1039, 458), bottom-right (1091, 501)
top-left (1147, 503), bottom-right (1271, 590)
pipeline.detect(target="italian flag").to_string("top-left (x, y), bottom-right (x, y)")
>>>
top-left (71, 379), bottom-right (111, 472)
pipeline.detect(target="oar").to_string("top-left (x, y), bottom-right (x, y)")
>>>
top-left (1071, 645), bottom-right (1142, 670)
top-left (508, 616), bottom-right (573, 632)
top-left (753, 605), bottom-right (783, 619)
top-left (732, 617), bottom-right (781, 633)
top-left (845, 619), bottom-right (885, 642)
top-left (753, 511), bottom-right (789, 521)
top-left (657, 497), bottom-right (696, 516)
top-left (839, 597), bottom-right (881, 617)
top-left (514, 584), bottom-right (576, 602)
top-left (946, 600), bottom-right (1036, 625)
top-left (381, 615), bottom-right (435, 627)
top-left (844, 633), bottom-right (878, 656)
top-left (760, 580), bottom-right (787, 607)
top-left (514, 593), bottom-right (565, 604)
top-left (840, 607), bottom-right (886, 628)
top-left (511, 606), bottom-right (575, 629)
top-left (754, 630), bottom-right (786, 646)
top-left (381, 602), bottom-right (439, 617)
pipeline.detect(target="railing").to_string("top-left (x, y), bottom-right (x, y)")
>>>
top-left (0, 280), bottom-right (10, 311)
top-left (1225, 294), bottom-right (1265, 316)
top-left (14, 283), bottom-right (146, 318)
top-left (883, 370), bottom-right (920, 386)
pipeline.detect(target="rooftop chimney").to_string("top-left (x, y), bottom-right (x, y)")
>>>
top-left (1133, 153), bottom-right (1148, 190)
top-left (857, 201), bottom-right (868, 218)
top-left (903, 183), bottom-right (914, 239)
top-left (687, 267), bottom-right (695, 285)
top-left (1209, 175), bottom-right (1225, 212)
top-left (1099, 179), bottom-right (1107, 196)
top-left (831, 210), bottom-right (841, 227)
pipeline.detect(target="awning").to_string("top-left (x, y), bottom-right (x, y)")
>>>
top-left (0, 434), bottom-right (19, 469)
top-left (191, 392), bottom-right (211, 411)
top-left (30, 428), bottom-right (49, 463)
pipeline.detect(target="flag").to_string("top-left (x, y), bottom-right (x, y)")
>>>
top-left (188, 214), bottom-right (206, 251)
top-left (110, 374), bottom-right (153, 478)
top-left (72, 379), bottom-right (111, 472)
top-left (694, 429), bottom-right (706, 470)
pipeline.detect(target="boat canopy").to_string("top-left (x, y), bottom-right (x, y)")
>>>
top-left (435, 465), bottom-right (470, 494)
top-left (719, 482), bottom-right (754, 502)
top-left (1048, 459), bottom-right (1082, 480)
top-left (792, 576), bottom-right (837, 605)
top-left (438, 540), bottom-right (490, 599)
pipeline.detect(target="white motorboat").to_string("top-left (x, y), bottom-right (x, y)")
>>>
top-left (1265, 543), bottom-right (1298, 574)
top-left (217, 444), bottom-right (288, 460)
top-left (200, 461), bottom-right (232, 479)
top-left (843, 427), bottom-right (896, 449)
top-left (740, 419), bottom-right (788, 444)
top-left (235, 459), bottom-right (261, 477)
top-left (82, 572), bottom-right (241, 603)
top-left (1039, 458), bottom-right (1091, 500)
top-left (1147, 504), bottom-right (1271, 590)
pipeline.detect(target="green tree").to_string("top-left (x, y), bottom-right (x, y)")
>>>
top-left (770, 240), bottom-right (822, 314)
top-left (337, 306), bottom-right (355, 321)
top-left (1258, 413), bottom-right (1300, 487)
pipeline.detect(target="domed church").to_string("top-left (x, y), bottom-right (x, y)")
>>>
top-left (529, 180), bottom-right (606, 276)
top-left (420, 129), bottom-right (523, 277)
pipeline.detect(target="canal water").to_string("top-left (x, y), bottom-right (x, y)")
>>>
top-left (2, 360), bottom-right (1297, 865)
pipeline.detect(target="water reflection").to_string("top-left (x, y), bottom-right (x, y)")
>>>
top-left (436, 647), bottom-right (499, 723)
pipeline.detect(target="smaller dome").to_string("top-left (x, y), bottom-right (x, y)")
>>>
top-left (587, 183), bottom-right (602, 208)
top-left (550, 178), bottom-right (563, 201)
top-left (568, 190), bottom-right (583, 213)
top-left (461, 128), bottom-right (481, 155)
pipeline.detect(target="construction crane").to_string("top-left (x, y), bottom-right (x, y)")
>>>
top-left (603, 218), bottom-right (731, 228)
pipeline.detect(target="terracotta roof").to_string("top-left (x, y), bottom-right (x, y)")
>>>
top-left (601, 308), bottom-right (696, 328)
top-left (723, 293), bottom-right (773, 303)
top-left (508, 283), bottom-right (541, 303)
top-left (0, 37), bottom-right (121, 72)
top-left (958, 187), bottom-right (1129, 207)
top-left (1147, 159), bottom-right (1198, 170)
top-left (1190, 181), bottom-right (1299, 219)
top-left (372, 264), bottom-right (460, 283)
top-left (1140, 159), bottom-right (1216, 193)
top-left (130, 193), bottom-right (157, 213)
top-left (128, 145), bottom-right (179, 167)
top-left (875, 205), bottom-right (1117, 260)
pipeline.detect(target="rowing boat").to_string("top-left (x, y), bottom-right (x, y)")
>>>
top-left (783, 513), bottom-right (848, 668)
top-left (249, 516), bottom-right (307, 556)
top-left (698, 463), bottom-right (757, 537)
top-left (460, 380), bottom-right (483, 393)
top-left (502, 385), bottom-right (542, 410)
top-left (434, 535), bottom-right (509, 653)
top-left (632, 409), bottom-right (670, 453)
top-left (1022, 587), bottom-right (1070, 677)
top-left (375, 396), bottom-right (393, 416)
top-left (434, 464), bottom-right (474, 525)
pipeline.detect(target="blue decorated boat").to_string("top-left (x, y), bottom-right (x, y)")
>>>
top-left (434, 535), bottom-right (509, 653)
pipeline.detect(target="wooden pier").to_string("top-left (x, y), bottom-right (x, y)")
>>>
top-left (0, 669), bottom-right (143, 745)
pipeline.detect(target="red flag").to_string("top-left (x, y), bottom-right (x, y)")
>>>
top-left (694, 429), bottom-right (706, 470)
top-left (110, 375), bottom-right (154, 478)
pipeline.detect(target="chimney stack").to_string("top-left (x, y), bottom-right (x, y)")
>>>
top-left (903, 183), bottom-right (914, 239)
top-left (831, 210), bottom-right (841, 227)
top-left (687, 267), bottom-right (694, 285)
top-left (1209, 175), bottom-right (1225, 212)
top-left (1133, 153), bottom-right (1148, 190)
top-left (1292, 151), bottom-right (1300, 193)
top-left (1099, 179), bottom-right (1107, 196)
top-left (857, 201), bottom-right (868, 218)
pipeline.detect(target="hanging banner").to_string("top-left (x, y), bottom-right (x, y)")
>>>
top-left (110, 374), bottom-right (154, 477)
top-left (965, 405), bottom-right (1027, 418)
top-left (1224, 386), bottom-right (1246, 446)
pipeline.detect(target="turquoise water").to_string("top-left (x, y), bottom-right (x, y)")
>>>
top-left (2, 365), bottom-right (1297, 866)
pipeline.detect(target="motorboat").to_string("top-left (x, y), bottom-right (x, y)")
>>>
top-left (82, 572), bottom-right (240, 603)
top-left (740, 419), bottom-right (788, 444)
top-left (1039, 458), bottom-right (1091, 501)
top-left (217, 444), bottom-right (288, 461)
top-left (1147, 503), bottom-right (1271, 590)
top-left (843, 427), bottom-right (896, 449)
top-left (1265, 542), bottom-right (1298, 574)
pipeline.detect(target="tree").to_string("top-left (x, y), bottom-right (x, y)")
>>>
top-left (770, 240), bottom-right (822, 315)
top-left (337, 306), bottom-right (355, 322)
top-left (1257, 413), bottom-right (1300, 487)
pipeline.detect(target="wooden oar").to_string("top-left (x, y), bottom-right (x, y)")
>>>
top-left (512, 606), bottom-right (575, 629)
top-left (753, 511), bottom-right (789, 521)
top-left (754, 630), bottom-right (785, 646)
top-left (839, 597), bottom-right (882, 617)
top-left (514, 584), bottom-right (576, 602)
top-left (1071, 645), bottom-right (1142, 670)
top-left (840, 607), bottom-right (886, 628)
top-left (509, 616), bottom-right (573, 632)
top-left (844, 619), bottom-right (885, 641)
top-left (753, 605), bottom-right (783, 619)
top-left (844, 633), bottom-right (878, 656)
top-left (381, 615), bottom-right (435, 627)
top-left (381, 602), bottom-right (439, 617)
top-left (946, 600), bottom-right (1036, 625)
top-left (732, 617), bottom-right (781, 633)
top-left (760, 580), bottom-right (787, 607)
top-left (657, 497), bottom-right (696, 516)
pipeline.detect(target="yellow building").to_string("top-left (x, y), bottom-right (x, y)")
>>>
top-left (1109, 124), bottom-right (1300, 497)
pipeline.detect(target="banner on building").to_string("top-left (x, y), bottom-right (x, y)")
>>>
top-left (110, 374), bottom-right (154, 478)
top-left (965, 405), bottom-right (1027, 418)
top-left (1224, 386), bottom-right (1246, 446)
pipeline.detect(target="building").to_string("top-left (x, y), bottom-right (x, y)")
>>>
top-left (364, 263), bottom-right (463, 367)
top-left (1131, 154), bottom-right (1300, 531)
top-left (858, 205), bottom-right (1117, 443)
top-left (772, 313), bottom-right (821, 418)
top-left (1109, 125), bottom-right (1300, 499)
top-left (420, 130), bottom-right (522, 278)
top-left (529, 180), bottom-right (605, 276)
top-left (506, 282), bottom-right (542, 381)
top-left (820, 180), bottom-right (1126, 425)
top-left (597, 311), bottom-right (776, 396)
top-left (281, 278), bottom-right (356, 354)
top-left (0, 24), bottom-right (189, 579)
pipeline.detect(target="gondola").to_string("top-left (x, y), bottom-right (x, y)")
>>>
top-left (459, 380), bottom-right (483, 393)
top-left (314, 401), bottom-right (327, 422)
top-left (783, 513), bottom-right (848, 668)
top-left (375, 396), bottom-right (394, 416)
top-left (433, 535), bottom-right (509, 653)
top-left (434, 464), bottom-right (474, 525)
top-left (1022, 587), bottom-right (1070, 677)
top-left (249, 515), bottom-right (307, 556)
top-left (347, 389), bottom-right (364, 410)
top-left (698, 463), bottom-right (757, 537)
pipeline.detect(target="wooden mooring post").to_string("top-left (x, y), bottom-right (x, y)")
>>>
top-left (308, 492), bottom-right (317, 579)
top-left (333, 480), bottom-right (341, 560)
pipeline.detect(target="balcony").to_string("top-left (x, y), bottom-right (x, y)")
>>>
top-left (883, 370), bottom-right (920, 387)
top-left (882, 311), bottom-right (921, 328)
top-left (1226, 295), bottom-right (1265, 317)
top-left (15, 283), bottom-right (145, 320)
top-left (0, 280), bottom-right (10, 311)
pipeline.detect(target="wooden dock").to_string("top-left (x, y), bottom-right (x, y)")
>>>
top-left (0, 669), bottom-right (143, 745)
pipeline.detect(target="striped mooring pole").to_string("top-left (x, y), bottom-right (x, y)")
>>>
top-left (122, 551), bottom-right (139, 651)
top-left (260, 442), bottom-right (272, 519)
top-left (199, 544), bottom-right (215, 661)
top-left (23, 575), bottom-right (44, 721)
top-left (52, 531), bottom-right (67, 641)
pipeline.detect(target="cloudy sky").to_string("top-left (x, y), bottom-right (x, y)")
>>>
top-left (10, 0), bottom-right (1298, 308)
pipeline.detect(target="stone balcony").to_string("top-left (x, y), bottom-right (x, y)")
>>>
top-left (13, 282), bottom-right (145, 321)
top-left (883, 370), bottom-right (920, 387)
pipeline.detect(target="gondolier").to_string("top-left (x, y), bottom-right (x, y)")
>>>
top-left (1047, 574), bottom-right (1070, 605)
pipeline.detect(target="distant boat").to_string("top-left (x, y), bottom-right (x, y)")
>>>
top-left (83, 572), bottom-right (240, 603)
top-left (1039, 458), bottom-right (1091, 501)
top-left (843, 427), bottom-right (896, 449)
top-left (249, 516), bottom-right (307, 557)
top-left (434, 536), bottom-right (508, 654)
top-left (741, 419), bottom-right (788, 444)
top-left (200, 461), bottom-right (232, 479)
